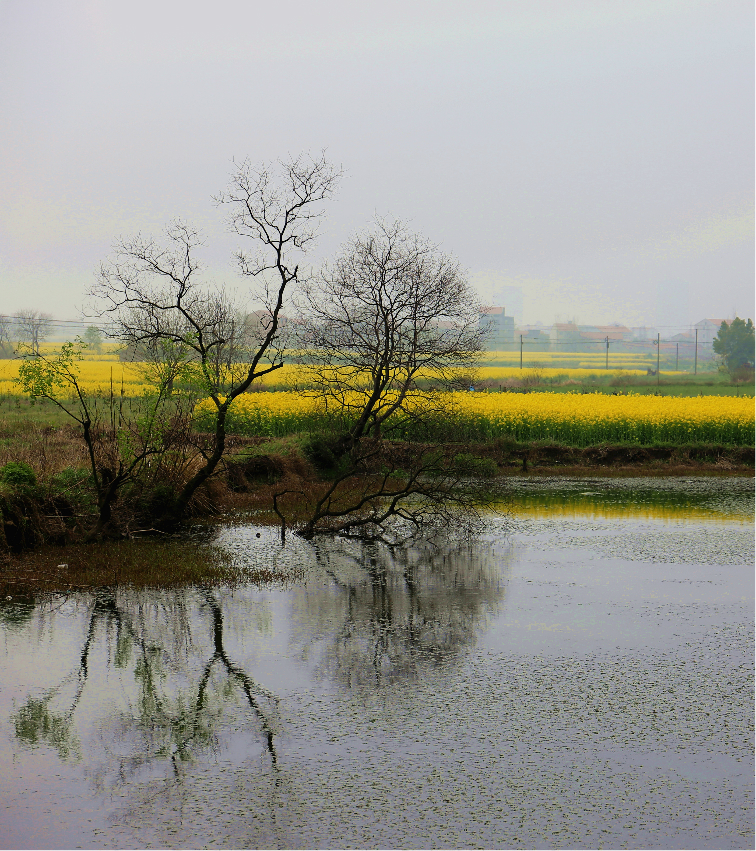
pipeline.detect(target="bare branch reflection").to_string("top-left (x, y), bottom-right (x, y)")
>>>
top-left (293, 536), bottom-right (512, 689)
top-left (11, 586), bottom-right (280, 796)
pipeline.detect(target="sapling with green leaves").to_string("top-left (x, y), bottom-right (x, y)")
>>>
top-left (17, 340), bottom-right (184, 539)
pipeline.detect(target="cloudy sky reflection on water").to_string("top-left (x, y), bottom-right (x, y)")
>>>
top-left (0, 478), bottom-right (753, 848)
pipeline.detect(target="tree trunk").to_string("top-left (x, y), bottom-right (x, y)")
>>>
top-left (158, 404), bottom-right (229, 530)
top-left (88, 480), bottom-right (120, 541)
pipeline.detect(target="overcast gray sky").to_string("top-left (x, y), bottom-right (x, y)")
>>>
top-left (1, 0), bottom-right (753, 329)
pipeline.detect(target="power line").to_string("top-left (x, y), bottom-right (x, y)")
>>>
top-left (0, 315), bottom-right (100, 327)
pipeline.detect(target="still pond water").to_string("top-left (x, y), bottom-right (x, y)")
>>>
top-left (0, 477), bottom-right (753, 850)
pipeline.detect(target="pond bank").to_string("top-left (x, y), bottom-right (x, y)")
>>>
top-left (235, 436), bottom-right (754, 476)
top-left (449, 439), bottom-right (754, 474)
top-left (0, 436), bottom-right (751, 563)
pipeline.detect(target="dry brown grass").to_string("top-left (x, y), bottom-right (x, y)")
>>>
top-left (0, 422), bottom-right (90, 478)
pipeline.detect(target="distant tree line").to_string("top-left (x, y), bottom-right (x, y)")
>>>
top-left (0, 310), bottom-right (54, 357)
top-left (0, 314), bottom-right (108, 358)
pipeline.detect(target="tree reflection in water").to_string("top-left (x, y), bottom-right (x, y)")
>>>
top-left (8, 530), bottom-right (511, 837)
top-left (296, 536), bottom-right (511, 689)
top-left (11, 585), bottom-right (281, 802)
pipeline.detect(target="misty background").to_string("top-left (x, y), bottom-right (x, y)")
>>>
top-left (0, 0), bottom-right (753, 333)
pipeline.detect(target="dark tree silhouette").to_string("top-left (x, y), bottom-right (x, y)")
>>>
top-left (712, 317), bottom-right (755, 376)
top-left (298, 219), bottom-right (484, 445)
top-left (275, 219), bottom-right (493, 542)
top-left (92, 154), bottom-right (340, 528)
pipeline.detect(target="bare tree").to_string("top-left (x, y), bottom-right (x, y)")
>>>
top-left (14, 309), bottom-right (53, 355)
top-left (0, 314), bottom-right (13, 357)
top-left (297, 219), bottom-right (484, 447)
top-left (272, 223), bottom-right (492, 542)
top-left (17, 340), bottom-right (189, 540)
top-left (92, 154), bottom-right (340, 529)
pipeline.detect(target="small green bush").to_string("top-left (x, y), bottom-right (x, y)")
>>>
top-left (0, 461), bottom-right (37, 490)
top-left (49, 468), bottom-right (96, 510)
top-left (50, 468), bottom-right (91, 492)
top-left (303, 435), bottom-right (339, 471)
top-left (452, 453), bottom-right (498, 479)
top-left (137, 483), bottom-right (178, 519)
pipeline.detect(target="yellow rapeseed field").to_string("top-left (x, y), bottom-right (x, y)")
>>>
top-left (194, 390), bottom-right (754, 446)
top-left (0, 359), bottom-right (146, 396)
top-left (0, 359), bottom-right (686, 396)
top-left (4, 351), bottom-right (752, 445)
top-left (0, 347), bottom-right (689, 396)
top-left (35, 342), bottom-right (123, 361)
top-left (246, 364), bottom-right (659, 384)
top-left (449, 391), bottom-right (753, 445)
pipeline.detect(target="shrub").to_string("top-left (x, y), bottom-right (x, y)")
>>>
top-left (303, 435), bottom-right (340, 471)
top-left (135, 483), bottom-right (179, 521)
top-left (452, 453), bottom-right (498, 479)
top-left (0, 461), bottom-right (37, 490)
top-left (50, 467), bottom-right (91, 492)
top-left (49, 468), bottom-right (96, 510)
top-left (731, 366), bottom-right (755, 384)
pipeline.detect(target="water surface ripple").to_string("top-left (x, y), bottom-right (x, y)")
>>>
top-left (0, 477), bottom-right (752, 849)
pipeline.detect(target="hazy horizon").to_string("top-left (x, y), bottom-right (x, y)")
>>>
top-left (1, 0), bottom-right (753, 328)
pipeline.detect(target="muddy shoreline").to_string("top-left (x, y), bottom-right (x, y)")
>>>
top-left (1, 438), bottom-right (751, 570)
top-left (477, 441), bottom-right (754, 476)
top-left (237, 436), bottom-right (755, 477)
top-left (232, 433), bottom-right (754, 472)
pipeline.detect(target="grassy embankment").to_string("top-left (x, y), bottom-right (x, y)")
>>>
top-left (1, 359), bottom-right (753, 472)
top-left (0, 361), bottom-right (752, 589)
top-left (195, 385), bottom-right (753, 478)
top-left (1, 373), bottom-right (752, 524)
top-left (0, 356), bottom-right (753, 517)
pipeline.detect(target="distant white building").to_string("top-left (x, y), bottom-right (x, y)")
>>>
top-left (479, 306), bottom-right (515, 349)
top-left (694, 318), bottom-right (729, 345)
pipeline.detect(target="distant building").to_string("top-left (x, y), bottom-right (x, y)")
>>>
top-left (479, 306), bottom-right (515, 348)
top-left (550, 322), bottom-right (582, 351)
top-left (631, 326), bottom-right (657, 341)
top-left (694, 318), bottom-right (729, 345)
top-left (579, 324), bottom-right (633, 343)
top-left (548, 322), bottom-right (633, 352)
top-left (516, 325), bottom-right (551, 345)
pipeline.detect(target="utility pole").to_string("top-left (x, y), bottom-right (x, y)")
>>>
top-left (520, 334), bottom-right (523, 370)
top-left (605, 336), bottom-right (609, 369)
top-left (676, 342), bottom-right (679, 372)
top-left (657, 332), bottom-right (660, 386)
top-left (694, 328), bottom-right (698, 375)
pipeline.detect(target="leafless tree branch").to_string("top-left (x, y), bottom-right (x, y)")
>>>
top-left (296, 218), bottom-right (484, 444)
top-left (90, 155), bottom-right (340, 528)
